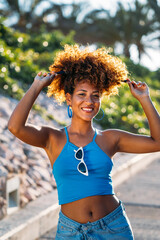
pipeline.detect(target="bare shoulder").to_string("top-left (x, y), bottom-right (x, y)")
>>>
top-left (100, 128), bottom-right (158, 154)
top-left (95, 128), bottom-right (120, 157)
top-left (46, 126), bottom-right (66, 150)
top-left (97, 128), bottom-right (120, 143)
top-left (44, 126), bottom-right (67, 167)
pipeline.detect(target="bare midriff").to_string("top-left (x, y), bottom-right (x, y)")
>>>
top-left (61, 195), bottom-right (120, 224)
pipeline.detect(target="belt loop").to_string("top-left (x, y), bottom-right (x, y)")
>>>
top-left (78, 224), bottom-right (82, 233)
top-left (99, 219), bottom-right (106, 230)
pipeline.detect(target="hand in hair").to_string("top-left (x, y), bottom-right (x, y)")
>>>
top-left (34, 71), bottom-right (57, 88)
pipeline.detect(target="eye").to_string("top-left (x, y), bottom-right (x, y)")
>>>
top-left (79, 93), bottom-right (85, 96)
top-left (93, 95), bottom-right (99, 98)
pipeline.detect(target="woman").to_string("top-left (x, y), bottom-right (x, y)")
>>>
top-left (8, 45), bottom-right (160, 240)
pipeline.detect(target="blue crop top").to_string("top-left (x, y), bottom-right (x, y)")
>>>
top-left (52, 126), bottom-right (114, 205)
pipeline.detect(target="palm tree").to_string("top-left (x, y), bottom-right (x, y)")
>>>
top-left (0, 0), bottom-right (46, 32)
top-left (147, 0), bottom-right (160, 22)
top-left (76, 1), bottom-right (157, 60)
top-left (113, 3), bottom-right (133, 58)
top-left (75, 9), bottom-right (120, 46)
top-left (133, 0), bottom-right (157, 60)
top-left (0, 0), bottom-right (119, 47)
top-left (147, 0), bottom-right (160, 48)
top-left (0, 0), bottom-right (88, 34)
top-left (112, 0), bottom-right (156, 60)
top-left (0, 0), bottom-right (158, 61)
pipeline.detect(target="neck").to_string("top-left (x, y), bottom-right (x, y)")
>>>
top-left (68, 118), bottom-right (94, 135)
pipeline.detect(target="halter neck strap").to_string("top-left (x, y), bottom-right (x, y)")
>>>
top-left (64, 127), bottom-right (69, 142)
top-left (93, 129), bottom-right (97, 141)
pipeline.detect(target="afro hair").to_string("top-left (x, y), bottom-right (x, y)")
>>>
top-left (47, 44), bottom-right (128, 104)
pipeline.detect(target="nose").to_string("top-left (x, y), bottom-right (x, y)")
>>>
top-left (85, 95), bottom-right (93, 104)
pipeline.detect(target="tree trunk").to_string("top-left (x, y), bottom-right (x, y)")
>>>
top-left (124, 43), bottom-right (130, 58)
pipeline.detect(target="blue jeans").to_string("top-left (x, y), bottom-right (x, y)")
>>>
top-left (55, 201), bottom-right (134, 239)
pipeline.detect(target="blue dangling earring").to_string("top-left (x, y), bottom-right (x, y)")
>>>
top-left (67, 105), bottom-right (72, 118)
top-left (94, 108), bottom-right (104, 121)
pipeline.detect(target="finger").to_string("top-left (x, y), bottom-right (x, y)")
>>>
top-left (123, 78), bottom-right (131, 83)
top-left (141, 83), bottom-right (147, 88)
top-left (47, 72), bottom-right (57, 81)
top-left (38, 71), bottom-right (42, 76)
top-left (43, 72), bottom-right (47, 77)
top-left (135, 82), bottom-right (141, 87)
top-left (137, 82), bottom-right (147, 88)
top-left (48, 71), bottom-right (57, 76)
top-left (126, 78), bottom-right (131, 82)
top-left (130, 81), bottom-right (137, 88)
top-left (137, 81), bottom-right (142, 87)
top-left (51, 73), bottom-right (57, 79)
top-left (131, 80), bottom-right (137, 84)
top-left (128, 81), bottom-right (134, 91)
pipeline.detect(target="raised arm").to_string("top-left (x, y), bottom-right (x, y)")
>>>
top-left (112, 80), bottom-right (160, 154)
top-left (7, 72), bottom-right (56, 149)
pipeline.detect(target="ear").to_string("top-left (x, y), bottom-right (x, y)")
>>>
top-left (65, 93), bottom-right (72, 106)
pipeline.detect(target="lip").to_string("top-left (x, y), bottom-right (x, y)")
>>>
top-left (81, 107), bottom-right (94, 113)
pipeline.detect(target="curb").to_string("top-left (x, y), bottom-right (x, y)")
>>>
top-left (112, 152), bottom-right (160, 187)
top-left (0, 152), bottom-right (159, 240)
top-left (0, 191), bottom-right (60, 240)
top-left (1, 204), bottom-right (60, 240)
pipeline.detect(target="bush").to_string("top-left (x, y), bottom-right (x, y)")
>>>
top-left (94, 62), bottom-right (160, 134)
top-left (22, 30), bottom-right (75, 53)
top-left (0, 66), bottom-right (24, 99)
top-left (0, 19), bottom-right (75, 87)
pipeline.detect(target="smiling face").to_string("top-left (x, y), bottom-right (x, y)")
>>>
top-left (66, 81), bottom-right (101, 122)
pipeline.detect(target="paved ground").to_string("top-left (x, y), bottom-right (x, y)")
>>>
top-left (39, 155), bottom-right (160, 240)
top-left (115, 156), bottom-right (160, 240)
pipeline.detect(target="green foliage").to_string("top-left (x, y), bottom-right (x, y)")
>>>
top-left (22, 30), bottom-right (75, 53)
top-left (122, 57), bottom-right (151, 79)
top-left (0, 66), bottom-right (24, 100)
top-left (0, 19), bottom-right (75, 97)
top-left (94, 59), bottom-right (160, 135)
top-left (0, 18), bottom-right (29, 48)
top-left (94, 86), bottom-right (150, 135)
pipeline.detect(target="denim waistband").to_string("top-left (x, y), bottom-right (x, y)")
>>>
top-left (59, 200), bottom-right (125, 230)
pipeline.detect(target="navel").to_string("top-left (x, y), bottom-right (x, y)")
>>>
top-left (89, 211), bottom-right (93, 217)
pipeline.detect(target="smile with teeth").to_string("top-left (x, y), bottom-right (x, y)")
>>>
top-left (82, 107), bottom-right (94, 112)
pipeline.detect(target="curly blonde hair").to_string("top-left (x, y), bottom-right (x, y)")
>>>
top-left (47, 44), bottom-right (128, 103)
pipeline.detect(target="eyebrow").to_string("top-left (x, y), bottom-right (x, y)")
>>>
top-left (77, 89), bottom-right (99, 93)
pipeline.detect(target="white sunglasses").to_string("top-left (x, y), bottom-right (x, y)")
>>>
top-left (74, 147), bottom-right (89, 176)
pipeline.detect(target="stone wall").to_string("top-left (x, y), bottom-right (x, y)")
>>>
top-left (0, 92), bottom-right (69, 219)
